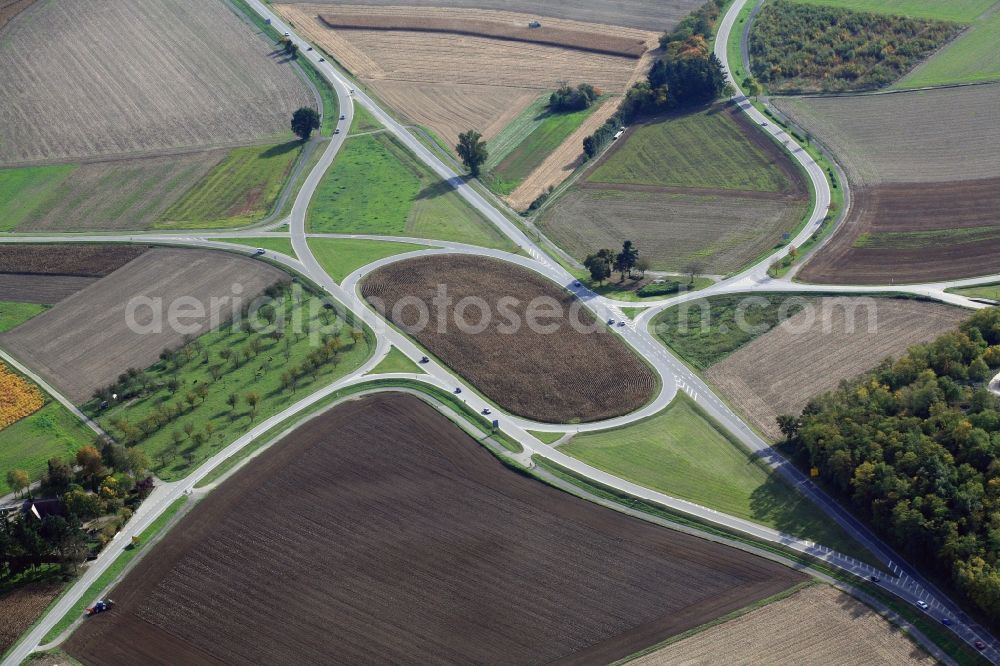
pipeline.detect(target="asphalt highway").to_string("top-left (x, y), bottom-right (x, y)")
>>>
top-left (2, 0), bottom-right (998, 662)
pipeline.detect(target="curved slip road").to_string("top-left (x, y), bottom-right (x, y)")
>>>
top-left (3, 0), bottom-right (999, 661)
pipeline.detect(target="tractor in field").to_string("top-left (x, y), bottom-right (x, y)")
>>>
top-left (85, 598), bottom-right (115, 616)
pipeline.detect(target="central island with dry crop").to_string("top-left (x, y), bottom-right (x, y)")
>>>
top-left (361, 254), bottom-right (657, 422)
top-left (65, 393), bottom-right (803, 665)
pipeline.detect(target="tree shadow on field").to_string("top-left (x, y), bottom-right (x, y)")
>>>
top-left (749, 474), bottom-right (836, 549)
top-left (260, 141), bottom-right (301, 158)
top-left (415, 179), bottom-right (457, 201)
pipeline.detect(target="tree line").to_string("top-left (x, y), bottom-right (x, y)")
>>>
top-left (779, 307), bottom-right (1000, 624)
top-left (583, 0), bottom-right (730, 159)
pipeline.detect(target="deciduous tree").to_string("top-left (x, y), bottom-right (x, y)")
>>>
top-left (456, 130), bottom-right (488, 177)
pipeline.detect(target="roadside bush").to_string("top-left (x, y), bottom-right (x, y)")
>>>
top-left (637, 281), bottom-right (682, 297)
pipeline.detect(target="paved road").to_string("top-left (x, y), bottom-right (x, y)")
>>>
top-left (3, 0), bottom-right (998, 662)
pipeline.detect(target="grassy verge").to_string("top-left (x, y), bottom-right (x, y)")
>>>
top-left (726, 0), bottom-right (757, 85)
top-left (366, 347), bottom-right (424, 375)
top-left (350, 104), bottom-right (382, 135)
top-left (156, 141), bottom-right (303, 229)
top-left (222, 237), bottom-right (295, 256)
top-left (308, 131), bottom-right (514, 250)
top-left (591, 276), bottom-right (715, 302)
top-left (526, 430), bottom-right (566, 445)
top-left (533, 456), bottom-right (989, 666)
top-left (0, 301), bottom-right (48, 333)
top-left (747, 101), bottom-right (845, 278)
top-left (308, 237), bottom-right (424, 283)
top-left (86, 289), bottom-right (373, 481)
top-left (484, 100), bottom-right (602, 195)
top-left (946, 282), bottom-right (1000, 301)
top-left (38, 497), bottom-right (189, 645)
top-left (0, 400), bottom-right (94, 484)
top-left (561, 393), bottom-right (875, 562)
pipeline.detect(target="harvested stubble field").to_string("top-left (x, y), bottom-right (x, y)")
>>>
top-left (0, 244), bottom-right (147, 276)
top-left (630, 584), bottom-right (933, 665)
top-left (280, 0), bottom-right (704, 31)
top-left (0, 249), bottom-right (286, 404)
top-left (0, 153), bottom-right (226, 231)
top-left (318, 13), bottom-right (648, 57)
top-left (774, 84), bottom-right (1000, 283)
top-left (541, 188), bottom-right (806, 273)
top-left (275, 4), bottom-right (656, 151)
top-left (706, 297), bottom-right (966, 439)
top-left (65, 393), bottom-right (804, 665)
top-left (0, 0), bottom-right (312, 165)
top-left (0, 582), bottom-right (63, 654)
top-left (362, 255), bottom-right (657, 422)
top-left (540, 105), bottom-right (808, 272)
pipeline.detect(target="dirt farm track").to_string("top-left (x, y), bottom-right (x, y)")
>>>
top-left (66, 393), bottom-right (804, 665)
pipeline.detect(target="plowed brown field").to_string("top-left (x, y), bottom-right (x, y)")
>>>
top-left (275, 4), bottom-right (656, 152)
top-left (631, 585), bottom-right (933, 665)
top-left (774, 85), bottom-right (1000, 283)
top-left (706, 298), bottom-right (966, 439)
top-left (361, 254), bottom-right (657, 422)
top-left (0, 244), bottom-right (148, 276)
top-left (0, 0), bottom-right (312, 165)
top-left (0, 582), bottom-right (62, 653)
top-left (65, 393), bottom-right (804, 665)
top-left (799, 177), bottom-right (1000, 283)
top-left (0, 249), bottom-right (286, 403)
top-left (0, 274), bottom-right (100, 305)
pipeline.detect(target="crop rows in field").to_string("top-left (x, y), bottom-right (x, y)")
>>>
top-left (276, 4), bottom-right (654, 155)
top-left (633, 585), bottom-right (934, 665)
top-left (541, 187), bottom-right (806, 273)
top-left (278, 0), bottom-right (704, 31)
top-left (66, 393), bottom-right (803, 665)
top-left (0, 0), bottom-right (312, 165)
top-left (0, 244), bottom-right (148, 276)
top-left (0, 152), bottom-right (226, 232)
top-left (0, 582), bottom-right (63, 653)
top-left (705, 298), bottom-right (967, 439)
top-left (0, 249), bottom-right (286, 404)
top-left (775, 84), bottom-right (1000, 283)
top-left (538, 104), bottom-right (808, 272)
top-left (361, 254), bottom-right (657, 422)
top-left (317, 12), bottom-right (649, 57)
